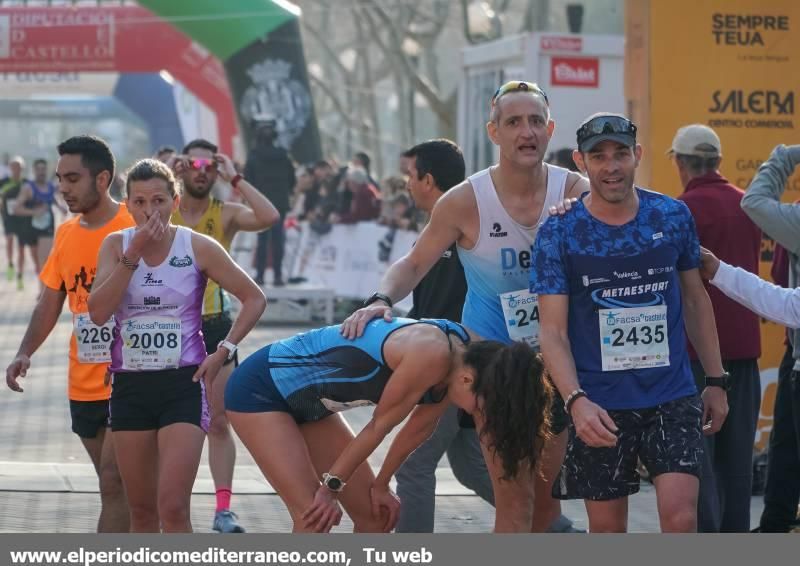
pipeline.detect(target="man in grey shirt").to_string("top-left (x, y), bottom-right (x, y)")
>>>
top-left (741, 144), bottom-right (800, 532)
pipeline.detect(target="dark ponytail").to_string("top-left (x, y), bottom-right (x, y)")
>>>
top-left (464, 340), bottom-right (552, 479)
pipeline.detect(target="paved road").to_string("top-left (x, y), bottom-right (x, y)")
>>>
top-left (0, 269), bottom-right (765, 532)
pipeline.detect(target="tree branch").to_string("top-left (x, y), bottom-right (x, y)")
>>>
top-left (301, 19), bottom-right (354, 82)
top-left (359, 0), bottom-right (453, 126)
top-left (308, 74), bottom-right (370, 132)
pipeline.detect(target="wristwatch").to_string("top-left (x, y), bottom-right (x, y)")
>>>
top-left (217, 339), bottom-right (238, 361)
top-left (322, 472), bottom-right (346, 493)
top-left (705, 373), bottom-right (731, 391)
top-left (363, 292), bottom-right (393, 309)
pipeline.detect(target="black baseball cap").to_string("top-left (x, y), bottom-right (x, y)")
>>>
top-left (576, 113), bottom-right (637, 152)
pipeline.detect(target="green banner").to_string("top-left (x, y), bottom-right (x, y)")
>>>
top-left (137, 0), bottom-right (295, 62)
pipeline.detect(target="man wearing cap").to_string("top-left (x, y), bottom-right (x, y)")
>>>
top-left (340, 81), bottom-right (587, 532)
top-left (670, 124), bottom-right (762, 533)
top-left (535, 113), bottom-right (729, 532)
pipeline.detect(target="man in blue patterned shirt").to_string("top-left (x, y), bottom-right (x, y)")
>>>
top-left (533, 113), bottom-right (729, 532)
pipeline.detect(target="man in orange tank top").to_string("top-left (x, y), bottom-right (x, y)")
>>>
top-left (5, 135), bottom-right (134, 532)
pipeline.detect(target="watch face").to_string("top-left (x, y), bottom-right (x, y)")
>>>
top-left (326, 477), bottom-right (343, 491)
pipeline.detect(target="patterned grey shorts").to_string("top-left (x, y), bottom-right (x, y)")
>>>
top-left (553, 394), bottom-right (703, 501)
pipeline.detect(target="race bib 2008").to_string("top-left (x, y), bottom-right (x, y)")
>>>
top-left (120, 316), bottom-right (181, 371)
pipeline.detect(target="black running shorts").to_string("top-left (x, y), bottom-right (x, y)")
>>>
top-left (110, 366), bottom-right (209, 432)
top-left (69, 399), bottom-right (110, 439)
top-left (553, 394), bottom-right (703, 501)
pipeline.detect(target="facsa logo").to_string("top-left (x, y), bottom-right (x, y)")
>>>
top-left (540, 36), bottom-right (583, 52)
top-left (489, 222), bottom-right (508, 238)
top-left (551, 57), bottom-right (599, 88)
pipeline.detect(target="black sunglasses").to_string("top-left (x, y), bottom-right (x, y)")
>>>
top-left (576, 116), bottom-right (637, 145)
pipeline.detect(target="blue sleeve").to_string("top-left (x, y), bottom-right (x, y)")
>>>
top-left (676, 201), bottom-right (701, 271)
top-left (531, 217), bottom-right (568, 294)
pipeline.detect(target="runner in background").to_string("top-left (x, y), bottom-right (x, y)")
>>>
top-left (15, 159), bottom-right (67, 277)
top-left (1, 156), bottom-right (33, 290)
top-left (5, 135), bottom-right (133, 532)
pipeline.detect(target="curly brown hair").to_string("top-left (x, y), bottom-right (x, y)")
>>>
top-left (464, 340), bottom-right (553, 479)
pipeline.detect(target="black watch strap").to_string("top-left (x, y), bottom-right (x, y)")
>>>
top-left (363, 292), bottom-right (393, 309)
top-left (705, 373), bottom-right (731, 391)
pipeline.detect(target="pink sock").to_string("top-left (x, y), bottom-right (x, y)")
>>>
top-left (216, 488), bottom-right (232, 512)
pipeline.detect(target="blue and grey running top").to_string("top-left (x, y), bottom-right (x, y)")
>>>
top-left (532, 188), bottom-right (700, 410)
top-left (225, 318), bottom-right (469, 422)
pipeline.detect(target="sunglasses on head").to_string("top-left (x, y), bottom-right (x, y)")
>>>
top-left (189, 158), bottom-right (217, 172)
top-left (490, 81), bottom-right (549, 108)
top-left (576, 116), bottom-right (637, 145)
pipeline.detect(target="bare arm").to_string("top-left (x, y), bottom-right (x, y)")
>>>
top-left (217, 152), bottom-right (280, 232)
top-left (6, 287), bottom-right (66, 392)
top-left (326, 340), bottom-right (449, 484)
top-left (12, 184), bottom-right (40, 216)
top-left (190, 233), bottom-right (266, 386)
top-left (538, 294), bottom-right (581, 399)
top-left (679, 269), bottom-right (724, 377)
top-left (193, 233), bottom-right (266, 347)
top-left (564, 171), bottom-right (589, 199)
top-left (679, 268), bottom-right (728, 434)
top-left (340, 185), bottom-right (469, 338)
top-left (226, 180), bottom-right (280, 232)
top-left (372, 401), bottom-right (450, 487)
top-left (538, 294), bottom-right (618, 447)
top-left (87, 233), bottom-right (132, 325)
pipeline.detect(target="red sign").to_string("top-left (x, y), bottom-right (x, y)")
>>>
top-left (550, 57), bottom-right (599, 88)
top-left (540, 36), bottom-right (583, 52)
top-left (0, 11), bottom-right (115, 70)
top-left (0, 6), bottom-right (237, 154)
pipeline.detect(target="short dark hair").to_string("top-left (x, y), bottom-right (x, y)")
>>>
top-left (402, 139), bottom-right (465, 193)
top-left (156, 145), bottom-right (176, 155)
top-left (182, 138), bottom-right (218, 154)
top-left (33, 158), bottom-right (47, 168)
top-left (57, 135), bottom-right (115, 181)
top-left (675, 153), bottom-right (721, 177)
top-left (354, 151), bottom-right (371, 172)
top-left (126, 158), bottom-right (178, 199)
top-left (313, 159), bottom-right (332, 171)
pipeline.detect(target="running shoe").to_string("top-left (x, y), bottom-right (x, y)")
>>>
top-left (16, 275), bottom-right (23, 291)
top-left (212, 510), bottom-right (246, 533)
top-left (546, 514), bottom-right (587, 533)
top-left (6, 265), bottom-right (13, 281)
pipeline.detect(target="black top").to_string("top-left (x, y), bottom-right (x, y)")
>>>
top-left (244, 143), bottom-right (295, 214)
top-left (408, 243), bottom-right (467, 322)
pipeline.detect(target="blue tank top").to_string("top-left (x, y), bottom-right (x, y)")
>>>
top-left (267, 318), bottom-right (469, 422)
